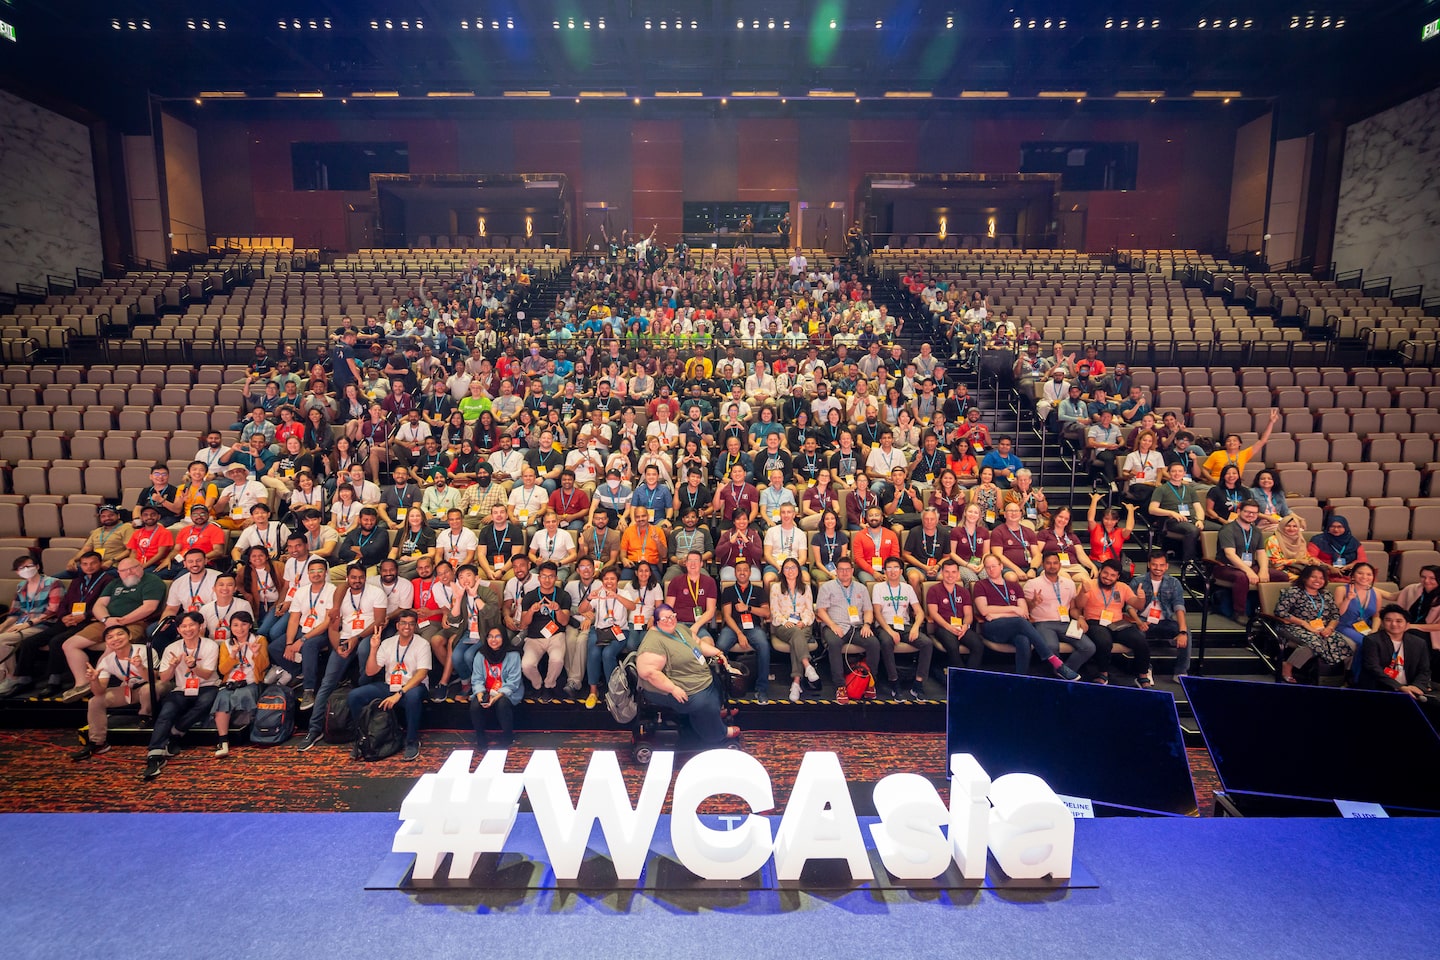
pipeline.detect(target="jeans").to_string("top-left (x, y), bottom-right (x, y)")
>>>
top-left (926, 625), bottom-right (983, 670)
top-left (254, 605), bottom-right (287, 644)
top-left (1033, 621), bottom-right (1097, 673)
top-left (471, 694), bottom-right (515, 745)
top-left (347, 680), bottom-right (424, 745)
top-left (451, 636), bottom-right (482, 686)
top-left (267, 634), bottom-right (303, 679)
top-left (1144, 618), bottom-right (1186, 675)
top-left (643, 681), bottom-right (727, 747)
top-left (147, 687), bottom-right (219, 755)
top-left (305, 635), bottom-right (373, 739)
top-left (585, 627), bottom-right (629, 686)
top-left (715, 625), bottom-right (772, 694)
top-left (980, 616), bottom-right (1058, 674)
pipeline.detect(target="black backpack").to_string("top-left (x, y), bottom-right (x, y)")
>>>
top-left (323, 682), bottom-right (356, 743)
top-left (355, 701), bottom-right (403, 761)
top-left (249, 684), bottom-right (296, 745)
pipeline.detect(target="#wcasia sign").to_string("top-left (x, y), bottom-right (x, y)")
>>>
top-left (392, 749), bottom-right (1074, 885)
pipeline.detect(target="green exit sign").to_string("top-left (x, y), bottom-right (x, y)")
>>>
top-left (0, 19), bottom-right (15, 43)
top-left (1425, 18), bottom-right (1440, 41)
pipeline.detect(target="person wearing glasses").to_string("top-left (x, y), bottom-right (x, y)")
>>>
top-left (635, 603), bottom-right (738, 747)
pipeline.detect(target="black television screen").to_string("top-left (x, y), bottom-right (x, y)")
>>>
top-left (1183, 677), bottom-right (1440, 811)
top-left (945, 668), bottom-right (1196, 816)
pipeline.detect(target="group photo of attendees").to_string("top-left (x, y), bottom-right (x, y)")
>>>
top-left (1, 246), bottom-right (1435, 768)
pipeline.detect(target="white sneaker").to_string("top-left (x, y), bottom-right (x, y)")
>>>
top-left (789, 681), bottom-right (802, 702)
top-left (262, 667), bottom-right (280, 684)
top-left (275, 669), bottom-right (293, 686)
top-left (214, 741), bottom-right (230, 758)
top-left (803, 662), bottom-right (820, 684)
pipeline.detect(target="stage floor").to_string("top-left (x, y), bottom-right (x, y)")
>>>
top-left (3, 812), bottom-right (1436, 959)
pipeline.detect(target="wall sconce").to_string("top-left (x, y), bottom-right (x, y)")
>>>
top-left (477, 217), bottom-right (487, 236)
top-left (987, 217), bottom-right (997, 239)
top-left (938, 216), bottom-right (947, 240)
top-left (525, 216), bottom-right (534, 239)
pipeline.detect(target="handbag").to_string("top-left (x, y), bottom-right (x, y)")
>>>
top-left (843, 657), bottom-right (874, 701)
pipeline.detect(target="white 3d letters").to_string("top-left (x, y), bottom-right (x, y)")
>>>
top-left (774, 751), bottom-right (875, 880)
top-left (670, 749), bottom-right (775, 880)
top-left (948, 752), bottom-right (994, 880)
top-left (987, 773), bottom-right (1074, 880)
top-left (522, 749), bottom-right (673, 881)
top-left (868, 773), bottom-right (951, 880)
top-left (393, 749), bottom-right (523, 880)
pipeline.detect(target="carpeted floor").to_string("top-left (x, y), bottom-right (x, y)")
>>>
top-left (0, 728), bottom-right (1221, 816)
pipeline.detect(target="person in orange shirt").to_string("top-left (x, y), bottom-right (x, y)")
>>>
top-left (850, 507), bottom-right (902, 584)
top-left (619, 510), bottom-right (667, 584)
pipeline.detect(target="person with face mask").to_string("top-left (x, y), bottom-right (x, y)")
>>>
top-left (0, 558), bottom-right (64, 696)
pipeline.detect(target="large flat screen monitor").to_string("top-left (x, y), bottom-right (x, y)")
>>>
top-left (945, 668), bottom-right (1196, 816)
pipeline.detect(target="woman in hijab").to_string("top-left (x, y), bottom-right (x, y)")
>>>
top-left (1265, 514), bottom-right (1312, 580)
top-left (1307, 514), bottom-right (1365, 581)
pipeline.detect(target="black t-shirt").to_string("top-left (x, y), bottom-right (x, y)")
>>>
top-left (480, 522), bottom-right (522, 564)
top-left (751, 449), bottom-right (792, 485)
top-left (905, 525), bottom-right (952, 563)
top-left (527, 447), bottom-right (565, 477)
top-left (338, 524), bottom-right (390, 567)
top-left (675, 482), bottom-right (713, 517)
top-left (382, 482), bottom-right (422, 516)
top-left (332, 341), bottom-right (358, 390)
top-left (420, 392), bottom-right (454, 421)
top-left (391, 525), bottom-right (437, 557)
top-left (523, 586), bottom-right (572, 639)
top-left (136, 484), bottom-right (180, 524)
top-left (721, 581), bottom-right (766, 614)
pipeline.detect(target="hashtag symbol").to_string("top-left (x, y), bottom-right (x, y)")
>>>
top-left (392, 749), bottom-right (524, 880)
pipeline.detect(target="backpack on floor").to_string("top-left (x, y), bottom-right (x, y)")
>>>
top-left (249, 683), bottom-right (297, 746)
top-left (605, 651), bottom-right (639, 724)
top-left (355, 701), bottom-right (403, 761)
top-left (323, 682), bottom-right (356, 744)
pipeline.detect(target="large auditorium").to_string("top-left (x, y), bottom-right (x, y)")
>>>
top-left (2, 3), bottom-right (1439, 957)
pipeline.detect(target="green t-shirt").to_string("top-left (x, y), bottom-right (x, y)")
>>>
top-left (638, 625), bottom-right (713, 698)
top-left (1149, 480), bottom-right (1201, 518)
top-left (103, 574), bottom-right (166, 619)
top-left (459, 395), bottom-right (492, 423)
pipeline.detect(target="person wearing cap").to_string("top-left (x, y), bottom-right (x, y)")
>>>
top-left (65, 503), bottom-right (134, 577)
top-left (155, 505), bottom-right (227, 576)
top-left (125, 505), bottom-right (174, 575)
top-left (421, 473), bottom-right (463, 529)
top-left (215, 463), bottom-right (268, 532)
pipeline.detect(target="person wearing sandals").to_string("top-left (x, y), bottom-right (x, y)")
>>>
top-left (1075, 560), bottom-right (1152, 687)
top-left (470, 626), bottom-right (522, 750)
top-left (1276, 564), bottom-right (1347, 684)
top-left (212, 611), bottom-right (267, 758)
top-left (636, 603), bottom-right (739, 747)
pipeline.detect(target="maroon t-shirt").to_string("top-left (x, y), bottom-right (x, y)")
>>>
top-left (665, 574), bottom-right (719, 624)
top-left (972, 578), bottom-right (1022, 621)
top-left (926, 583), bottom-right (973, 622)
top-left (949, 525), bottom-right (990, 564)
top-left (716, 482), bottom-right (758, 521)
top-left (988, 523), bottom-right (1035, 569)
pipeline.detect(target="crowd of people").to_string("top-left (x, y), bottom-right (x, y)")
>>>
top-left (0, 251), bottom-right (1434, 763)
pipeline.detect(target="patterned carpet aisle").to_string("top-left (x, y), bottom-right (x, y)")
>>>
top-left (0, 729), bottom-right (1220, 815)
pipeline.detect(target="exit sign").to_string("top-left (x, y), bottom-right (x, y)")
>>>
top-left (0, 19), bottom-right (14, 43)
top-left (1424, 18), bottom-right (1440, 41)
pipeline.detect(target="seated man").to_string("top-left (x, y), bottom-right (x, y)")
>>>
top-left (1075, 559), bottom-right (1153, 687)
top-left (814, 558), bottom-right (882, 702)
top-left (1215, 499), bottom-right (1286, 623)
top-left (142, 612), bottom-right (221, 782)
top-left (60, 559), bottom-right (164, 702)
top-left (869, 557), bottom-right (926, 700)
top-left (345, 609), bottom-right (430, 761)
top-left (519, 562), bottom-right (572, 699)
top-left (1022, 551), bottom-right (1098, 681)
top-left (1129, 550), bottom-right (1191, 680)
top-left (71, 624), bottom-right (154, 761)
top-left (924, 558), bottom-right (980, 672)
top-left (972, 553), bottom-right (1079, 681)
top-left (715, 559), bottom-right (773, 703)
top-left (1147, 461), bottom-right (1204, 566)
top-left (1358, 605), bottom-right (1432, 701)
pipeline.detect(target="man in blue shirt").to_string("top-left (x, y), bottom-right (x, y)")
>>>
top-left (979, 437), bottom-right (1023, 489)
top-left (629, 465), bottom-right (675, 531)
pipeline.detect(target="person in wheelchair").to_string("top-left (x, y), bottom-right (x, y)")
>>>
top-left (635, 603), bottom-right (739, 747)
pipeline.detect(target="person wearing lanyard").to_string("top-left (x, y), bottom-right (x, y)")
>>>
top-left (476, 503), bottom-right (521, 593)
top-left (664, 509), bottom-right (714, 583)
top-left (809, 509), bottom-right (849, 585)
top-left (520, 562), bottom-right (572, 699)
top-left (629, 465), bottom-right (674, 531)
top-left (331, 507), bottom-right (389, 582)
top-left (1357, 605), bottom-right (1432, 701)
top-left (868, 557), bottom-right (924, 699)
top-left (762, 503), bottom-right (810, 587)
top-left (902, 506), bottom-right (949, 594)
top-left (924, 559), bottom-right (981, 675)
top-left (346, 610), bottom-right (431, 761)
top-left (529, 512), bottom-right (578, 583)
top-left (716, 559), bottom-right (773, 703)
top-left (470, 624), bottom-right (523, 749)
top-left (664, 551), bottom-right (718, 642)
top-left (1023, 551), bottom-right (1098, 680)
top-left (1148, 461), bottom-right (1203, 565)
top-left (772, 557), bottom-right (820, 703)
top-left (276, 560), bottom-right (335, 701)
top-left (210, 610), bottom-right (267, 757)
top-left (814, 558), bottom-right (882, 702)
top-left (973, 554), bottom-right (1079, 681)
top-left (142, 612), bottom-right (220, 782)
top-left (636, 603), bottom-right (738, 748)
top-left (1128, 550), bottom-right (1191, 679)
top-left (990, 501), bottom-right (1041, 583)
top-left (549, 469), bottom-right (592, 533)
top-left (581, 567), bottom-right (639, 710)
top-left (1216, 499), bottom-right (1284, 624)
top-left (71, 623), bottom-right (155, 761)
top-left (199, 573), bottom-right (253, 648)
top-left (438, 509), bottom-right (480, 569)
top-left (1076, 559), bottom-right (1151, 687)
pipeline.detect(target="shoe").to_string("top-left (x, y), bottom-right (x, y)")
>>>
top-left (835, 687), bottom-right (850, 704)
top-left (789, 680), bottom-right (802, 702)
top-left (350, 744), bottom-right (363, 760)
top-left (299, 691), bottom-right (316, 711)
top-left (879, 684), bottom-right (898, 700)
top-left (0, 678), bottom-right (21, 698)
top-left (564, 680), bottom-right (583, 695)
top-left (141, 756), bottom-right (166, 782)
top-left (1137, 672), bottom-right (1155, 689)
top-left (164, 742), bottom-right (183, 758)
top-left (297, 733), bottom-right (322, 752)
top-left (862, 687), bottom-right (877, 701)
top-left (214, 741), bottom-right (230, 758)
top-left (584, 691), bottom-right (598, 709)
top-left (803, 662), bottom-right (820, 684)
top-left (403, 743), bottom-right (420, 762)
top-left (1056, 664), bottom-right (1080, 681)
top-left (38, 683), bottom-right (64, 699)
top-left (71, 740), bottom-right (110, 762)
top-left (755, 692), bottom-right (770, 704)
top-left (59, 685), bottom-right (90, 703)
top-left (1172, 671), bottom-right (1188, 683)
top-left (262, 666), bottom-right (281, 684)
top-left (284, 672), bottom-right (302, 689)
top-left (907, 685), bottom-right (925, 701)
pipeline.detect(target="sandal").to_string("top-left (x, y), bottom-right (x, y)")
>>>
top-left (1280, 673), bottom-right (1298, 684)
top-left (1137, 672), bottom-right (1155, 689)
top-left (724, 726), bottom-right (742, 740)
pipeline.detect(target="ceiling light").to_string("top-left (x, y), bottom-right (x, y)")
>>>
top-left (1291, 16), bottom-right (1300, 28)
top-left (491, 21), bottom-right (499, 29)
top-left (768, 19), bottom-right (775, 29)
top-left (568, 18), bottom-right (575, 29)
top-left (753, 20), bottom-right (760, 29)
top-left (384, 20), bottom-right (393, 30)
top-left (675, 20), bottom-right (682, 29)
top-left (1104, 18), bottom-right (1113, 29)
top-left (1243, 19), bottom-right (1254, 29)
top-left (506, 18), bottom-right (514, 30)
top-left (111, 19), bottom-right (120, 30)
top-left (141, 19), bottom-right (150, 30)
top-left (1044, 19), bottom-right (1052, 29)
top-left (1150, 19), bottom-right (1158, 28)
top-left (187, 19), bottom-right (195, 30)
top-left (1121, 19), bottom-right (1130, 29)
top-left (783, 20), bottom-right (791, 29)
top-left (323, 18), bottom-right (331, 29)
top-left (1059, 19), bottom-right (1067, 28)
top-left (646, 19), bottom-right (653, 29)
top-left (1230, 19), bottom-right (1239, 29)
top-left (415, 20), bottom-right (423, 30)
top-left (293, 19), bottom-right (301, 29)
top-left (946, 16), bottom-right (954, 29)
top-left (1197, 19), bottom-right (1206, 28)
top-left (829, 20), bottom-right (837, 29)
top-left (583, 21), bottom-right (591, 30)
top-left (1028, 20), bottom-right (1037, 29)
top-left (875, 20), bottom-right (883, 29)
top-left (660, 22), bottom-right (667, 29)
top-left (1322, 17), bottom-right (1332, 29)
top-left (634, 97), bottom-right (641, 104)
top-left (736, 19), bottom-right (743, 29)
top-left (690, 20), bottom-right (696, 29)
top-left (960, 90), bottom-right (1010, 98)
top-left (600, 18), bottom-right (607, 29)
top-left (400, 21), bottom-right (409, 30)
top-left (278, 20), bottom-right (286, 30)
top-left (308, 20), bottom-right (317, 30)
top-left (1038, 90), bottom-right (1087, 99)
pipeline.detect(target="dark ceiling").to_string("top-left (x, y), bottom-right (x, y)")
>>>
top-left (3, 1), bottom-right (1438, 127)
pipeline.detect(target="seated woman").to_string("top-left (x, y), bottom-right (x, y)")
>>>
top-left (809, 509), bottom-right (849, 584)
top-left (948, 503), bottom-right (990, 586)
top-left (968, 466), bottom-right (1003, 527)
top-left (771, 558), bottom-right (820, 702)
top-left (1040, 506), bottom-right (1098, 583)
top-left (1335, 562), bottom-right (1395, 683)
top-left (1250, 469), bottom-right (1290, 536)
top-left (1395, 564), bottom-right (1440, 649)
top-left (469, 626), bottom-right (522, 749)
top-left (1204, 464), bottom-right (1249, 531)
top-left (1275, 564), bottom-right (1348, 683)
top-left (1121, 430), bottom-right (1166, 509)
top-left (928, 469), bottom-right (968, 529)
top-left (1307, 514), bottom-right (1366, 581)
top-left (1264, 514), bottom-right (1311, 581)
top-left (946, 438), bottom-right (979, 487)
top-left (210, 610), bottom-right (267, 759)
top-left (635, 604), bottom-right (738, 747)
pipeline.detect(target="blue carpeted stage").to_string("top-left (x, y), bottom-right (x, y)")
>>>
top-left (4, 812), bottom-right (1438, 959)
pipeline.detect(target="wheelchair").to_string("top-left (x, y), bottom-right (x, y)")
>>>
top-left (625, 655), bottom-right (744, 765)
